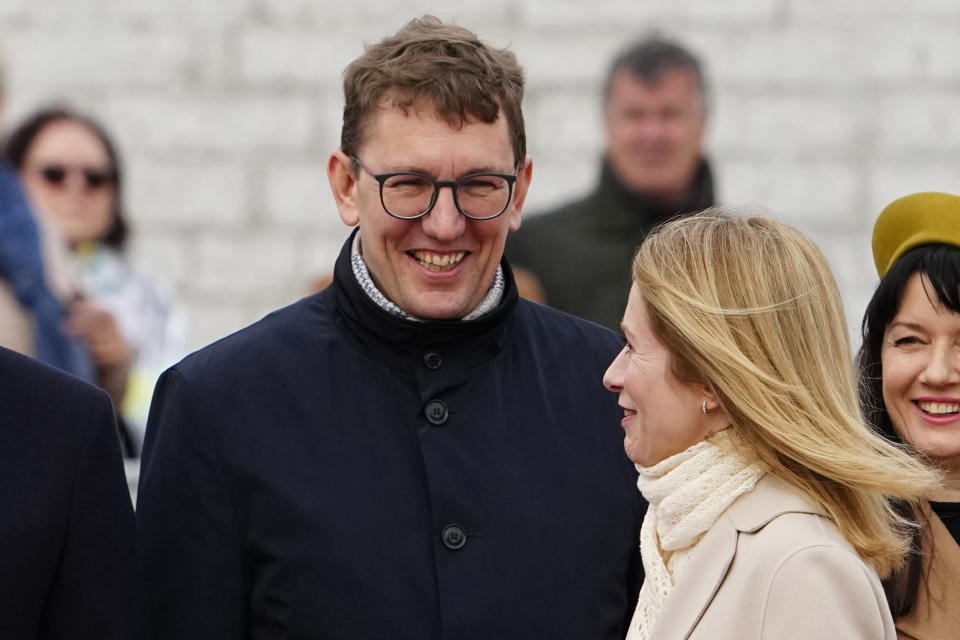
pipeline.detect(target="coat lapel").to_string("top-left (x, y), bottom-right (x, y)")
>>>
top-left (648, 516), bottom-right (739, 639)
top-left (648, 476), bottom-right (822, 639)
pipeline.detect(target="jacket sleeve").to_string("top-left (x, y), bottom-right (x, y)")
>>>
top-left (137, 368), bottom-right (246, 639)
top-left (39, 387), bottom-right (140, 640)
top-left (760, 544), bottom-right (893, 639)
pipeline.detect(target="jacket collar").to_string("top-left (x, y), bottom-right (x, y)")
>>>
top-left (594, 156), bottom-right (716, 231)
top-left (332, 228), bottom-right (518, 375)
top-left (650, 475), bottom-right (822, 639)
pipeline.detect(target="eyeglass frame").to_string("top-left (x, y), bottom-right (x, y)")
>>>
top-left (351, 156), bottom-right (520, 221)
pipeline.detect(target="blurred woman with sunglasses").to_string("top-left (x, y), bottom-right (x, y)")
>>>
top-left (4, 106), bottom-right (184, 456)
top-left (860, 192), bottom-right (960, 639)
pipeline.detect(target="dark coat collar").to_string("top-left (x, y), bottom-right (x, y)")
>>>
top-left (594, 156), bottom-right (715, 230)
top-left (332, 229), bottom-right (519, 374)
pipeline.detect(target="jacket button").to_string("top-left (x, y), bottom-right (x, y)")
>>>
top-left (423, 351), bottom-right (442, 370)
top-left (441, 524), bottom-right (467, 550)
top-left (424, 399), bottom-right (448, 425)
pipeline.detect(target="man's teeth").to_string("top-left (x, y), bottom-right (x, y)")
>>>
top-left (917, 401), bottom-right (960, 416)
top-left (413, 251), bottom-right (465, 271)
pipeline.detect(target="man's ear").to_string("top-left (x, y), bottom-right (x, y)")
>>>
top-left (508, 156), bottom-right (533, 232)
top-left (328, 150), bottom-right (360, 227)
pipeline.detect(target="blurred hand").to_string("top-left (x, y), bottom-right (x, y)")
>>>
top-left (65, 298), bottom-right (134, 405)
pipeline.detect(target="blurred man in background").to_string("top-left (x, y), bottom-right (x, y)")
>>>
top-left (509, 35), bottom-right (715, 331)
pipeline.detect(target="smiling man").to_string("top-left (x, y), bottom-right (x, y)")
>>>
top-left (137, 16), bottom-right (644, 640)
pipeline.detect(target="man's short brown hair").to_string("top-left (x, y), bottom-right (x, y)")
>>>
top-left (340, 16), bottom-right (526, 167)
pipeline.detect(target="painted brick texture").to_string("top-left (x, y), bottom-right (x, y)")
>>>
top-left (2, 0), bottom-right (958, 349)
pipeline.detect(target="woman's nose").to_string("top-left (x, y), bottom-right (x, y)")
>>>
top-left (919, 345), bottom-right (960, 386)
top-left (603, 349), bottom-right (627, 391)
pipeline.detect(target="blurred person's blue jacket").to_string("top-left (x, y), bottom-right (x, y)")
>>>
top-left (0, 161), bottom-right (93, 379)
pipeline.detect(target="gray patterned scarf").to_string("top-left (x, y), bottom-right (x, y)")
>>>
top-left (350, 232), bottom-right (504, 321)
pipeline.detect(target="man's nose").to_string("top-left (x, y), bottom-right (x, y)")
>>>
top-left (420, 185), bottom-right (465, 240)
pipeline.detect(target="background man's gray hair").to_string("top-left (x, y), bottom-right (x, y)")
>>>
top-left (603, 35), bottom-right (708, 113)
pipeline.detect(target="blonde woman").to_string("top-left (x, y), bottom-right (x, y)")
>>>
top-left (603, 210), bottom-right (938, 639)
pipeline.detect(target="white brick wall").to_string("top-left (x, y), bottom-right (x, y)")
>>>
top-left (2, 0), bottom-right (959, 350)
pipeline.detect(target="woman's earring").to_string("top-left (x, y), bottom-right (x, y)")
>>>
top-left (702, 400), bottom-right (711, 415)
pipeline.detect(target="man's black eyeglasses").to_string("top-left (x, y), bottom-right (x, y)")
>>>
top-left (352, 156), bottom-right (518, 221)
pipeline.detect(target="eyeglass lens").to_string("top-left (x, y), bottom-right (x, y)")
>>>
top-left (381, 174), bottom-right (511, 219)
top-left (40, 164), bottom-right (114, 189)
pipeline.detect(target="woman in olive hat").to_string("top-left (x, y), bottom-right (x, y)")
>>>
top-left (860, 191), bottom-right (960, 639)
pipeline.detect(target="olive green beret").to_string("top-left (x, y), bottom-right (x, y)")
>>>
top-left (872, 191), bottom-right (960, 277)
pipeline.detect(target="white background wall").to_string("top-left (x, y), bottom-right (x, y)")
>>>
top-left (2, 0), bottom-right (958, 351)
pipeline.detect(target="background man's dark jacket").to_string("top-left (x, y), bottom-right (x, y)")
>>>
top-left (508, 158), bottom-right (715, 331)
top-left (0, 346), bottom-right (139, 639)
top-left (138, 230), bottom-right (645, 639)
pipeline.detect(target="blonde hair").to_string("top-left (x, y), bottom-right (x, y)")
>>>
top-left (634, 209), bottom-right (938, 577)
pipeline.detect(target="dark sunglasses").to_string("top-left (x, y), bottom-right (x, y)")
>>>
top-left (38, 164), bottom-right (115, 190)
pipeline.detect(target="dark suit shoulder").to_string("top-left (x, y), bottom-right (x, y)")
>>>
top-left (0, 349), bottom-right (137, 640)
top-left (0, 346), bottom-right (112, 430)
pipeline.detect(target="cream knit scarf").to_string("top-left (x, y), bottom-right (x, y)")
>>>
top-left (626, 429), bottom-right (766, 640)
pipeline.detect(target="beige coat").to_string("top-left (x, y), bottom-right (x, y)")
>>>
top-left (0, 278), bottom-right (34, 355)
top-left (0, 210), bottom-right (79, 359)
top-left (648, 475), bottom-right (896, 639)
top-left (895, 504), bottom-right (960, 640)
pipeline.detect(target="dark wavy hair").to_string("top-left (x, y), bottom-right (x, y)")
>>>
top-left (3, 105), bottom-right (129, 251)
top-left (340, 16), bottom-right (526, 168)
top-left (858, 243), bottom-right (960, 616)
top-left (603, 34), bottom-right (708, 113)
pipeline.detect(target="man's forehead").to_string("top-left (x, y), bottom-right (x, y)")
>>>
top-left (372, 92), bottom-right (496, 129)
top-left (614, 67), bottom-right (698, 93)
top-left (356, 97), bottom-right (512, 158)
top-left (607, 67), bottom-right (705, 115)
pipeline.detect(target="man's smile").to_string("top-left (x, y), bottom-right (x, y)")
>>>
top-left (409, 250), bottom-right (467, 272)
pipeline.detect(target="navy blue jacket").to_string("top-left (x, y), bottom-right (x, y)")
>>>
top-left (0, 346), bottom-right (138, 638)
top-left (138, 234), bottom-right (644, 639)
